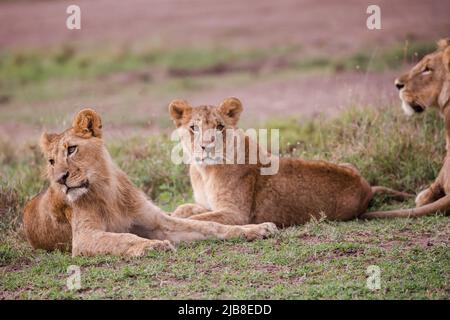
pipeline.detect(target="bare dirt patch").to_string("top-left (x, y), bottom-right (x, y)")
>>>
top-left (379, 229), bottom-right (449, 250)
top-left (183, 70), bottom-right (402, 121)
top-left (305, 247), bottom-right (366, 263)
top-left (1, 0), bottom-right (449, 53)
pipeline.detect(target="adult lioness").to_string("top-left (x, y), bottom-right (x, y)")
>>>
top-left (169, 97), bottom-right (411, 226)
top-left (362, 38), bottom-right (450, 219)
top-left (22, 109), bottom-right (277, 257)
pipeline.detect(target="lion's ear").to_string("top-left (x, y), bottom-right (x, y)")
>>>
top-left (72, 108), bottom-right (102, 138)
top-left (437, 38), bottom-right (450, 51)
top-left (169, 99), bottom-right (192, 127)
top-left (438, 47), bottom-right (450, 108)
top-left (218, 97), bottom-right (243, 126)
top-left (443, 46), bottom-right (450, 72)
top-left (39, 132), bottom-right (58, 153)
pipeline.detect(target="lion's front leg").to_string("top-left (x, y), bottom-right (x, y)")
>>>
top-left (71, 212), bottom-right (174, 257)
top-left (72, 230), bottom-right (174, 257)
top-left (415, 188), bottom-right (435, 207)
top-left (416, 185), bottom-right (445, 207)
top-left (443, 108), bottom-right (450, 155)
top-left (137, 203), bottom-right (277, 243)
top-left (186, 210), bottom-right (252, 225)
top-left (155, 215), bottom-right (278, 243)
top-left (416, 164), bottom-right (446, 207)
top-left (171, 203), bottom-right (209, 218)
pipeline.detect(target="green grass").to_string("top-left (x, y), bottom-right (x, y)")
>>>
top-left (0, 217), bottom-right (448, 299)
top-left (0, 46), bottom-right (241, 84)
top-left (0, 106), bottom-right (448, 299)
top-left (0, 45), bottom-right (268, 97)
top-left (0, 41), bottom-right (432, 86)
top-left (294, 41), bottom-right (436, 73)
top-left (335, 41), bottom-right (437, 73)
top-left (0, 41), bottom-right (436, 105)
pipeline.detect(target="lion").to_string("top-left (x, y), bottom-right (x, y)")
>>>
top-left (168, 97), bottom-right (412, 227)
top-left (361, 38), bottom-right (450, 219)
top-left (22, 108), bottom-right (277, 257)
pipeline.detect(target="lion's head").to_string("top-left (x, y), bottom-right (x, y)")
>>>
top-left (40, 109), bottom-right (110, 202)
top-left (169, 97), bottom-right (243, 165)
top-left (395, 38), bottom-right (450, 115)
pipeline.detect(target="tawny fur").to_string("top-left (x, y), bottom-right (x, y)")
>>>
top-left (22, 109), bottom-right (278, 257)
top-left (169, 98), bottom-right (411, 227)
top-left (362, 38), bottom-right (450, 219)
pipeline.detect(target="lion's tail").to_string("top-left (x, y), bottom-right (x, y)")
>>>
top-left (371, 186), bottom-right (414, 201)
top-left (360, 194), bottom-right (450, 219)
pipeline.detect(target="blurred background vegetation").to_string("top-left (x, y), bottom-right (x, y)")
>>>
top-left (0, 0), bottom-right (449, 299)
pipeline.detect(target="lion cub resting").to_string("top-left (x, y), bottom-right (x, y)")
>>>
top-left (169, 97), bottom-right (411, 226)
top-left (23, 109), bottom-right (277, 257)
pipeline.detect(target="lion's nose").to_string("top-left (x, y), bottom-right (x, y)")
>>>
top-left (57, 171), bottom-right (69, 185)
top-left (395, 79), bottom-right (405, 90)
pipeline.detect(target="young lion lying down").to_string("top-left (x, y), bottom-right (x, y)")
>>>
top-left (169, 97), bottom-right (412, 226)
top-left (23, 109), bottom-right (277, 257)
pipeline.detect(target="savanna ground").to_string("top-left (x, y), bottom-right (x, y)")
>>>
top-left (0, 0), bottom-right (449, 299)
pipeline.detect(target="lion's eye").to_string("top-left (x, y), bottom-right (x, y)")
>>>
top-left (217, 124), bottom-right (224, 131)
top-left (190, 125), bottom-right (199, 132)
top-left (67, 146), bottom-right (77, 155)
top-left (49, 159), bottom-right (55, 166)
top-left (422, 66), bottom-right (432, 74)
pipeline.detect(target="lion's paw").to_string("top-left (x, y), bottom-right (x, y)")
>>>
top-left (149, 240), bottom-right (176, 252)
top-left (242, 222), bottom-right (278, 241)
top-left (415, 188), bottom-right (434, 207)
top-left (130, 240), bottom-right (176, 257)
